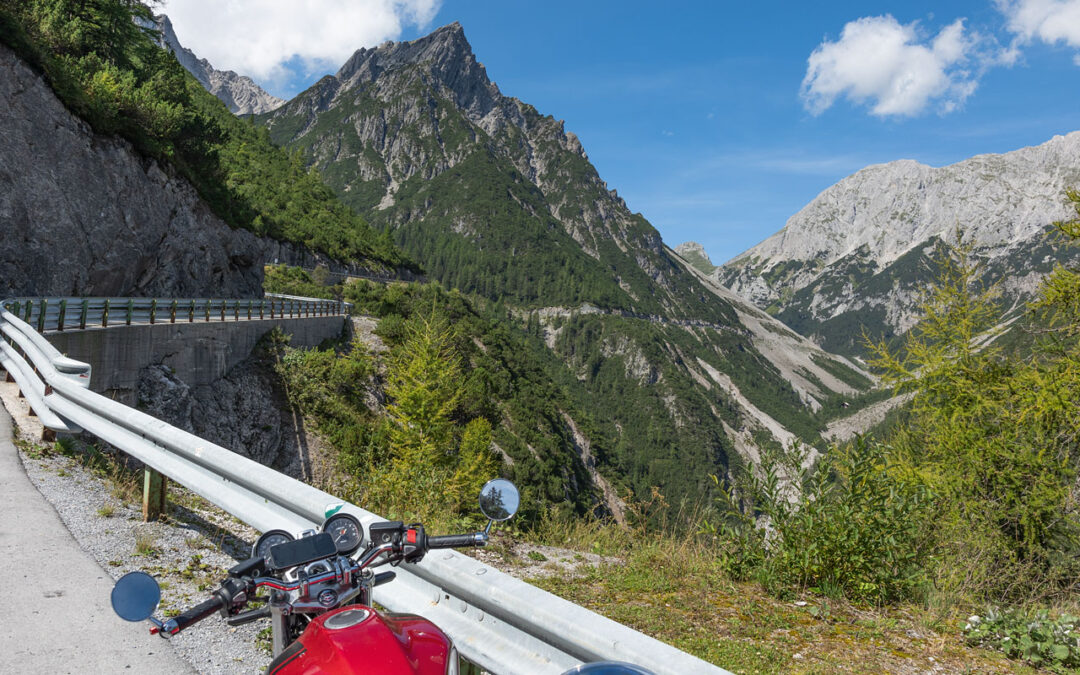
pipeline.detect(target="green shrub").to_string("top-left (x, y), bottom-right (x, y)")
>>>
top-left (965, 608), bottom-right (1080, 671)
top-left (710, 437), bottom-right (934, 604)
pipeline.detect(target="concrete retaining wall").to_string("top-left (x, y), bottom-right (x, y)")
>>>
top-left (45, 316), bottom-right (346, 404)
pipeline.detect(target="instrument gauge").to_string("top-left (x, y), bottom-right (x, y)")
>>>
top-left (252, 529), bottom-right (295, 564)
top-left (322, 513), bottom-right (364, 555)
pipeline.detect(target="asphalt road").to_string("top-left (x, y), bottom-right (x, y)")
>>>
top-left (0, 408), bottom-right (195, 674)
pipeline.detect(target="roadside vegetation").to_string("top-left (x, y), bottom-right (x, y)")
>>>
top-left (264, 191), bottom-right (1080, 671)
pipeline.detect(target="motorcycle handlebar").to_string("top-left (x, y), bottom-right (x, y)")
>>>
top-left (161, 594), bottom-right (226, 636)
top-left (426, 533), bottom-right (486, 549)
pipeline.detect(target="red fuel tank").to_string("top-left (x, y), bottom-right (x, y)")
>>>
top-left (266, 606), bottom-right (454, 675)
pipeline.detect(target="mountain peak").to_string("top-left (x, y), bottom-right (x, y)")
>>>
top-left (675, 242), bottom-right (716, 274)
top-left (152, 14), bottom-right (284, 115)
top-left (336, 22), bottom-right (497, 118)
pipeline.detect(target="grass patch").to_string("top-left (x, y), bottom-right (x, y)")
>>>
top-left (133, 530), bottom-right (159, 557)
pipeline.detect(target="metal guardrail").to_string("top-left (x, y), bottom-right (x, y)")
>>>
top-left (0, 297), bottom-right (729, 675)
top-left (3, 294), bottom-right (348, 333)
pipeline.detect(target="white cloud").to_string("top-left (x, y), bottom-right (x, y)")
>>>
top-left (801, 15), bottom-right (981, 117)
top-left (162, 0), bottom-right (442, 89)
top-left (998, 0), bottom-right (1080, 47)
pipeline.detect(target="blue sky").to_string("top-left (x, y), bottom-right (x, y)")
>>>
top-left (165, 0), bottom-right (1080, 264)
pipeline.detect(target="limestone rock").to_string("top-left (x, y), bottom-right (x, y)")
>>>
top-left (716, 132), bottom-right (1080, 353)
top-left (0, 42), bottom-right (266, 298)
top-left (153, 15), bottom-right (284, 116)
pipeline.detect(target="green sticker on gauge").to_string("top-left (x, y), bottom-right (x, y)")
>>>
top-left (324, 503), bottom-right (344, 518)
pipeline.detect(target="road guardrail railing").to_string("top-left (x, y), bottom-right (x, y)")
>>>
top-left (0, 295), bottom-right (729, 675)
top-left (2, 294), bottom-right (349, 333)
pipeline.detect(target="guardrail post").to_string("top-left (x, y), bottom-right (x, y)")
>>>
top-left (142, 468), bottom-right (167, 522)
top-left (259, 300), bottom-right (265, 320)
top-left (37, 298), bottom-right (47, 333)
top-left (23, 300), bottom-right (32, 323)
top-left (220, 300), bottom-right (226, 322)
top-left (270, 300), bottom-right (275, 319)
top-left (233, 300), bottom-right (239, 322)
top-left (150, 299), bottom-right (157, 324)
top-left (80, 299), bottom-right (88, 330)
top-left (57, 300), bottom-right (67, 332)
top-left (204, 299), bottom-right (211, 323)
top-left (125, 299), bottom-right (134, 325)
top-left (102, 299), bottom-right (110, 328)
top-left (247, 300), bottom-right (253, 321)
top-left (170, 300), bottom-right (177, 323)
top-left (188, 300), bottom-right (195, 323)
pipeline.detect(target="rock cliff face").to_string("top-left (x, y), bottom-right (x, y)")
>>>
top-left (154, 15), bottom-right (284, 116)
top-left (138, 359), bottom-right (330, 481)
top-left (0, 42), bottom-right (268, 298)
top-left (716, 132), bottom-right (1080, 354)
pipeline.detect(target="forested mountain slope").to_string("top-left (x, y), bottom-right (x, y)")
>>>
top-left (248, 23), bottom-right (872, 503)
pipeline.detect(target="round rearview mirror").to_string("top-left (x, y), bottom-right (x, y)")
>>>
top-left (111, 571), bottom-right (161, 622)
top-left (479, 478), bottom-right (520, 521)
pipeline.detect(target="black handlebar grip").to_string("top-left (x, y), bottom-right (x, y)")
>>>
top-left (426, 533), bottom-right (482, 549)
top-left (373, 571), bottom-right (396, 587)
top-left (166, 594), bottom-right (226, 635)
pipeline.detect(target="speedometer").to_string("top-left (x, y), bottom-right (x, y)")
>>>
top-left (322, 513), bottom-right (364, 555)
top-left (252, 529), bottom-right (295, 564)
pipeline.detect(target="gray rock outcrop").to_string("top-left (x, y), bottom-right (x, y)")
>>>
top-left (138, 361), bottom-right (315, 477)
top-left (716, 132), bottom-right (1080, 353)
top-left (0, 42), bottom-right (265, 298)
top-left (153, 15), bottom-right (284, 116)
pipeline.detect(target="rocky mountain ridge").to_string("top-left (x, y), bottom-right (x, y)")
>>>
top-left (243, 22), bottom-right (876, 503)
top-left (715, 132), bottom-right (1080, 354)
top-left (154, 15), bottom-right (284, 115)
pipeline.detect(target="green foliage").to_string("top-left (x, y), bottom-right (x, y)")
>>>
top-left (343, 280), bottom-right (597, 518)
top-left (0, 0), bottom-right (409, 269)
top-left (868, 234), bottom-right (1080, 600)
top-left (965, 609), bottom-right (1080, 671)
top-left (263, 265), bottom-right (339, 300)
top-left (708, 438), bottom-right (934, 604)
top-left (1033, 188), bottom-right (1080, 335)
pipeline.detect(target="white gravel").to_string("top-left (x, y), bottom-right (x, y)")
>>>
top-left (2, 383), bottom-right (272, 674)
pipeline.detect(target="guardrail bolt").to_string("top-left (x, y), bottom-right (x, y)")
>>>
top-left (143, 468), bottom-right (168, 522)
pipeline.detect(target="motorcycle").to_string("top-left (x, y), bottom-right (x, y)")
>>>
top-left (111, 478), bottom-right (653, 675)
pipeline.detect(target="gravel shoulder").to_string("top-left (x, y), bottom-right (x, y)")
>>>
top-left (0, 381), bottom-right (272, 674)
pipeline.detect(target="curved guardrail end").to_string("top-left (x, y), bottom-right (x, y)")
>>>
top-left (51, 355), bottom-right (92, 389)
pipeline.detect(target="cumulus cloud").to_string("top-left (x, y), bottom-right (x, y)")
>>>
top-left (162, 0), bottom-right (441, 90)
top-left (801, 15), bottom-right (982, 117)
top-left (998, 0), bottom-right (1080, 55)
